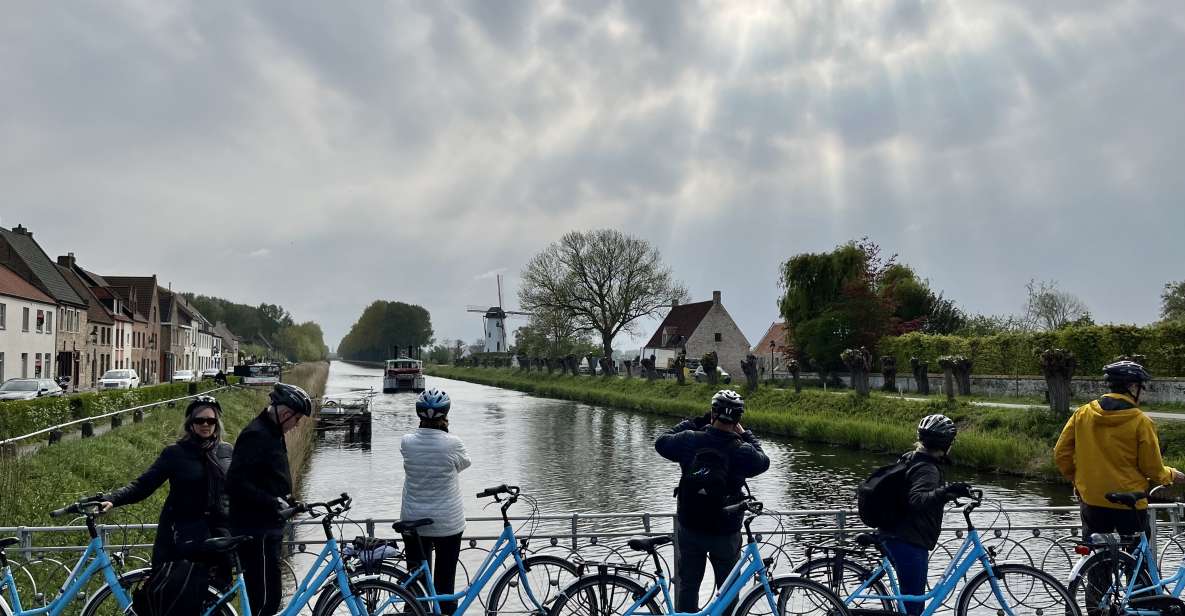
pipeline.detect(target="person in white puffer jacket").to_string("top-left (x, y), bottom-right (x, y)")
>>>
top-left (400, 388), bottom-right (471, 615)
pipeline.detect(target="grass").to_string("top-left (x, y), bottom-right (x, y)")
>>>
top-left (426, 366), bottom-right (1185, 479)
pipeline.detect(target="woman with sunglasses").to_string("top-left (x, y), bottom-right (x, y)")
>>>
top-left (100, 395), bottom-right (234, 568)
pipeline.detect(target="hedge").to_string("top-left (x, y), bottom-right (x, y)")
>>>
top-left (879, 322), bottom-right (1185, 377)
top-left (0, 379), bottom-right (228, 442)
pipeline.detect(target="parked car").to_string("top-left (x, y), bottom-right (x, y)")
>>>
top-left (693, 365), bottom-right (732, 384)
top-left (171, 370), bottom-right (196, 383)
top-left (200, 368), bottom-right (221, 380)
top-left (98, 369), bottom-right (140, 390)
top-left (0, 378), bottom-right (65, 401)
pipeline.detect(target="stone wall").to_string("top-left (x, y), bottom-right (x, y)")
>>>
top-left (686, 295), bottom-right (752, 379)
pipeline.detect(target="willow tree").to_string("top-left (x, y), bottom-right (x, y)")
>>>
top-left (519, 229), bottom-right (687, 360)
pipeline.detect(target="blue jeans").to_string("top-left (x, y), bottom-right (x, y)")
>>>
top-left (883, 538), bottom-right (928, 616)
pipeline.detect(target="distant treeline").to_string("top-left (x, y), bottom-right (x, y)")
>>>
top-left (184, 293), bottom-right (328, 362)
top-left (338, 300), bottom-right (434, 361)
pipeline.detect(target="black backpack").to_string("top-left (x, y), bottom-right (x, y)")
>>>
top-left (676, 445), bottom-right (737, 530)
top-left (132, 560), bottom-right (210, 616)
top-left (856, 459), bottom-right (920, 529)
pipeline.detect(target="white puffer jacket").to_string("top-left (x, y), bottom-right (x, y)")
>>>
top-left (400, 428), bottom-right (472, 537)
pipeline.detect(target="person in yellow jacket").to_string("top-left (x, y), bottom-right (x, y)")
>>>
top-left (1054, 360), bottom-right (1185, 538)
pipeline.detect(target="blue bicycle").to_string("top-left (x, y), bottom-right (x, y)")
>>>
top-left (547, 498), bottom-right (849, 616)
top-left (313, 484), bottom-right (578, 616)
top-left (0, 498), bottom-right (172, 616)
top-left (796, 490), bottom-right (1080, 616)
top-left (1066, 488), bottom-right (1185, 616)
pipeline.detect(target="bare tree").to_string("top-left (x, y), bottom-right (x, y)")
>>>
top-left (519, 230), bottom-right (687, 359)
top-left (1023, 279), bottom-right (1091, 331)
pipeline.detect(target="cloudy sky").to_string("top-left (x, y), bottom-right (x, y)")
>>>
top-left (3, 1), bottom-right (1183, 351)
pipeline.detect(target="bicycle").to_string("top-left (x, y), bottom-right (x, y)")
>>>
top-left (1066, 488), bottom-right (1185, 616)
top-left (0, 497), bottom-right (212, 616)
top-left (547, 498), bottom-right (850, 616)
top-left (793, 489), bottom-right (1080, 616)
top-left (313, 484), bottom-right (579, 616)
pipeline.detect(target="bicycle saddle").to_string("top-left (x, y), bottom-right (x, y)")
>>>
top-left (627, 536), bottom-right (672, 553)
top-left (202, 535), bottom-right (252, 553)
top-left (393, 518), bottom-right (434, 534)
top-left (854, 533), bottom-right (884, 548)
top-left (0, 538), bottom-right (19, 549)
top-left (1105, 492), bottom-right (1147, 508)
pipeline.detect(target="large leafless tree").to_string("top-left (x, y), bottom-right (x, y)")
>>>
top-left (1023, 279), bottom-right (1091, 331)
top-left (519, 229), bottom-right (687, 360)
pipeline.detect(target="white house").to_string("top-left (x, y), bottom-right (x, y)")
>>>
top-left (641, 291), bottom-right (752, 378)
top-left (0, 263), bottom-right (59, 381)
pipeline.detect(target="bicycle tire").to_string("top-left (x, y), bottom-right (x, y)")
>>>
top-left (794, 556), bottom-right (894, 611)
top-left (80, 568), bottom-right (235, 616)
top-left (764, 576), bottom-right (851, 616)
top-left (955, 563), bottom-right (1081, 616)
top-left (549, 573), bottom-right (664, 616)
top-left (485, 554), bottom-right (581, 616)
top-left (1067, 550), bottom-right (1154, 616)
top-left (311, 561), bottom-right (424, 615)
top-left (313, 577), bottom-right (426, 616)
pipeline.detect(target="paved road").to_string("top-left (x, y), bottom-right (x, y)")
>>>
top-left (889, 393), bottom-right (1184, 421)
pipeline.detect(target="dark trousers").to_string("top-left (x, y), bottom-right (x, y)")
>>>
top-left (238, 532), bottom-right (284, 616)
top-left (1080, 503), bottom-right (1152, 539)
top-left (672, 520), bottom-right (742, 613)
top-left (883, 538), bottom-right (928, 616)
top-left (403, 533), bottom-right (463, 615)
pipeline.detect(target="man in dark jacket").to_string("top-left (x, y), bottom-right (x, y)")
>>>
top-left (227, 382), bottom-right (313, 616)
top-left (654, 389), bottom-right (770, 613)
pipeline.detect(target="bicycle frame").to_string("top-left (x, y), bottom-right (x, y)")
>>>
top-left (844, 528), bottom-right (1001, 616)
top-left (619, 539), bottom-right (777, 616)
top-left (1078, 532), bottom-right (1185, 615)
top-left (1, 536), bottom-right (130, 616)
top-left (398, 523), bottom-right (546, 616)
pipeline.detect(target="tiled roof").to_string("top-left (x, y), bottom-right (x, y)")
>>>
top-left (751, 322), bottom-right (789, 354)
top-left (57, 265), bottom-right (115, 325)
top-left (643, 301), bottom-right (714, 349)
top-left (105, 276), bottom-right (156, 320)
top-left (0, 226), bottom-right (86, 306)
top-left (158, 287), bottom-right (174, 322)
top-left (0, 263), bottom-right (54, 304)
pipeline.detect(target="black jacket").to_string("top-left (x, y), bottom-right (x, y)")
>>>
top-left (654, 420), bottom-right (770, 534)
top-left (883, 451), bottom-right (949, 550)
top-left (106, 439), bottom-right (233, 564)
top-left (227, 411), bottom-right (292, 531)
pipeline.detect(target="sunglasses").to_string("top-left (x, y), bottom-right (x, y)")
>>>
top-left (191, 417), bottom-right (218, 426)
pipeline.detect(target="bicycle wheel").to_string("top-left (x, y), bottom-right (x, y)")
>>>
top-left (80, 568), bottom-right (235, 616)
top-left (1067, 551), bottom-right (1153, 616)
top-left (549, 573), bottom-right (663, 616)
top-left (794, 556), bottom-right (894, 610)
top-left (311, 562), bottom-right (423, 616)
top-left (764, 576), bottom-right (850, 616)
top-left (314, 577), bottom-right (426, 616)
top-left (486, 554), bottom-right (581, 616)
top-left (955, 563), bottom-right (1081, 616)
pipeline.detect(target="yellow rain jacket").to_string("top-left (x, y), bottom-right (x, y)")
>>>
top-left (1054, 393), bottom-right (1177, 510)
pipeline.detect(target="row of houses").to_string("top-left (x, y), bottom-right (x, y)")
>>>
top-left (0, 224), bottom-right (242, 389)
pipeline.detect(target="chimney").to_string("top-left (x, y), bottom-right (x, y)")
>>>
top-left (712, 290), bottom-right (721, 305)
top-left (56, 253), bottom-right (76, 269)
top-left (671, 298), bottom-right (679, 308)
top-left (13, 224), bottom-right (31, 237)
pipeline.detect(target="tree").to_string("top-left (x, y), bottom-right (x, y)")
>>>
top-left (513, 307), bottom-right (597, 357)
top-left (426, 344), bottom-right (452, 365)
top-left (337, 301), bottom-right (434, 361)
top-left (519, 229), bottom-right (687, 359)
top-left (1163, 281), bottom-right (1185, 323)
top-left (275, 321), bottom-right (328, 362)
top-left (1023, 279), bottom-right (1091, 331)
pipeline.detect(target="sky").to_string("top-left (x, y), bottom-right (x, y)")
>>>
top-left (3, 1), bottom-right (1183, 352)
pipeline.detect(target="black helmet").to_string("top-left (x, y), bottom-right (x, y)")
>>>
top-left (185, 395), bottom-right (222, 418)
top-left (270, 382), bottom-right (314, 416)
top-left (1103, 360), bottom-right (1152, 384)
top-left (917, 414), bottom-right (957, 450)
top-left (710, 389), bottom-right (745, 423)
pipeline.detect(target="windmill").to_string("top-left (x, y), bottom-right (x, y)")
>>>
top-left (466, 274), bottom-right (531, 353)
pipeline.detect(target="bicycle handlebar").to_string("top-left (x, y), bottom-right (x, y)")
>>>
top-left (477, 484), bottom-right (517, 498)
top-left (50, 500), bottom-right (104, 519)
top-left (724, 499), bottom-right (763, 516)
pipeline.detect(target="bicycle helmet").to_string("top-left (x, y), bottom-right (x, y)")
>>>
top-left (416, 388), bottom-right (451, 420)
top-left (1103, 360), bottom-right (1152, 384)
top-left (710, 389), bottom-right (745, 423)
top-left (269, 382), bottom-right (314, 416)
top-left (917, 414), bottom-right (957, 450)
top-left (185, 395), bottom-right (222, 418)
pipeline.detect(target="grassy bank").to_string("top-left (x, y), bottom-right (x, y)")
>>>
top-left (0, 362), bottom-right (329, 530)
top-left (426, 366), bottom-right (1185, 478)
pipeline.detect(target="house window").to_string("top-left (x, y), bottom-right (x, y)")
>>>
top-left (23, 307), bottom-right (30, 331)
top-left (0, 303), bottom-right (5, 329)
top-left (46, 312), bottom-right (52, 334)
top-left (21, 353), bottom-right (29, 378)
top-left (714, 332), bottom-right (722, 342)
top-left (36, 310), bottom-right (44, 333)
top-left (0, 352), bottom-right (5, 381)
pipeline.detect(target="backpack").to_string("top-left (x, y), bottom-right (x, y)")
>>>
top-left (856, 459), bottom-right (920, 529)
top-left (676, 445), bottom-right (737, 530)
top-left (132, 560), bottom-right (210, 616)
